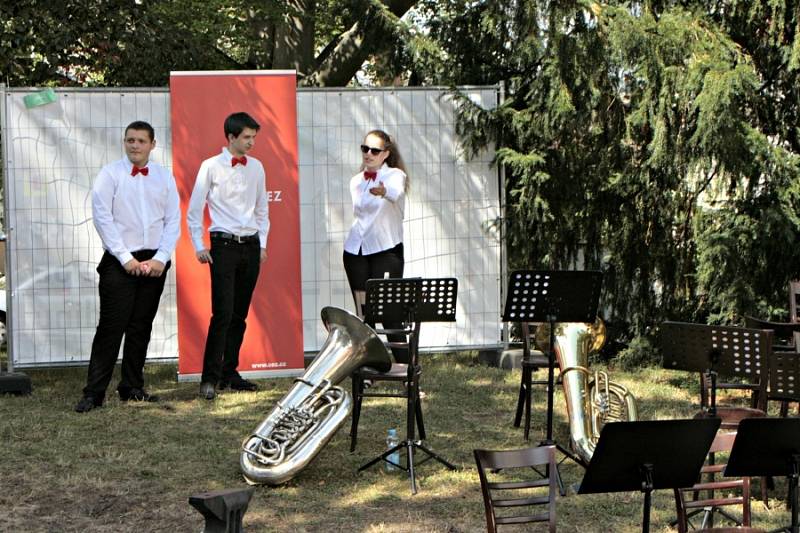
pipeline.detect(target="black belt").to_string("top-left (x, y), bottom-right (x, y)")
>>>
top-left (210, 231), bottom-right (259, 244)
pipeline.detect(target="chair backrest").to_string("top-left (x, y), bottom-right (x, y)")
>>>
top-left (473, 445), bottom-right (557, 533)
top-left (743, 315), bottom-right (800, 351)
top-left (673, 431), bottom-right (752, 533)
top-left (790, 281), bottom-right (800, 323)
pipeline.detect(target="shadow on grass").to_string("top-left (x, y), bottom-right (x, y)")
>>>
top-left (0, 354), bottom-right (793, 532)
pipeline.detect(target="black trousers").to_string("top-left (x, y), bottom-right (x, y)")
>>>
top-left (83, 250), bottom-right (169, 401)
top-left (201, 236), bottom-right (261, 384)
top-left (343, 243), bottom-right (408, 363)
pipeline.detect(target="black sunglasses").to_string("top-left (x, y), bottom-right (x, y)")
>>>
top-left (360, 144), bottom-right (385, 155)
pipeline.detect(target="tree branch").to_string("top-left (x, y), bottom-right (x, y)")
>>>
top-left (305, 0), bottom-right (418, 86)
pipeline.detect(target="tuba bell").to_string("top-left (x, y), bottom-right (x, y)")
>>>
top-left (541, 319), bottom-right (638, 464)
top-left (240, 306), bottom-right (392, 485)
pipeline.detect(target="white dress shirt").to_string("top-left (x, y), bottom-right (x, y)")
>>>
top-left (187, 147), bottom-right (270, 251)
top-left (92, 157), bottom-right (181, 266)
top-left (343, 164), bottom-right (406, 255)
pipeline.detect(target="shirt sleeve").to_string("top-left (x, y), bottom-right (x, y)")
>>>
top-left (350, 175), bottom-right (361, 215)
top-left (154, 173), bottom-right (181, 264)
top-left (382, 168), bottom-right (406, 203)
top-left (255, 164), bottom-right (270, 250)
top-left (91, 167), bottom-right (133, 266)
top-left (187, 161), bottom-right (211, 252)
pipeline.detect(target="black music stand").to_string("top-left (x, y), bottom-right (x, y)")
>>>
top-left (357, 277), bottom-right (458, 494)
top-left (661, 321), bottom-right (770, 527)
top-left (502, 270), bottom-right (603, 474)
top-left (725, 417), bottom-right (800, 533)
top-left (579, 418), bottom-right (721, 533)
top-left (661, 321), bottom-right (770, 418)
top-left (770, 350), bottom-right (800, 417)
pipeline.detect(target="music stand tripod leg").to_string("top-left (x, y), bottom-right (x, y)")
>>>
top-left (357, 442), bottom-right (404, 473)
top-left (415, 441), bottom-right (457, 470)
top-left (640, 463), bottom-right (654, 533)
top-left (513, 368), bottom-right (526, 427)
top-left (407, 440), bottom-right (418, 495)
top-left (525, 370), bottom-right (533, 440)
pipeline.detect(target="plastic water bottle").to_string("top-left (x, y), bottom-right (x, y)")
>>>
top-left (385, 428), bottom-right (400, 472)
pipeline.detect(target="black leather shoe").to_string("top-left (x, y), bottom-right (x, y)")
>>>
top-left (219, 377), bottom-right (259, 391)
top-left (75, 395), bottom-right (101, 413)
top-left (199, 382), bottom-right (216, 400)
top-left (118, 387), bottom-right (159, 402)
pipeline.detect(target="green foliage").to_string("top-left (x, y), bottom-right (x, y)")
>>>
top-left (415, 0), bottom-right (800, 350)
top-left (615, 334), bottom-right (659, 370)
top-left (0, 0), bottom-right (419, 87)
top-left (4, 0), bottom-right (800, 355)
top-left (0, 0), bottom-right (285, 86)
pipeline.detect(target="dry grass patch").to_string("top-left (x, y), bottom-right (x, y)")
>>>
top-left (0, 353), bottom-right (793, 532)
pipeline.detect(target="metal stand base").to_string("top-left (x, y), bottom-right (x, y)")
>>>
top-left (189, 487), bottom-right (254, 533)
top-left (358, 439), bottom-right (457, 495)
top-left (0, 372), bottom-right (31, 395)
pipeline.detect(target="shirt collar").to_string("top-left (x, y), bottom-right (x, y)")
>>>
top-left (125, 157), bottom-right (150, 172)
top-left (221, 146), bottom-right (250, 165)
top-left (363, 163), bottom-right (389, 177)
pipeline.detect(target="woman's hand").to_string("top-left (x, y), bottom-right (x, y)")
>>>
top-left (368, 181), bottom-right (386, 197)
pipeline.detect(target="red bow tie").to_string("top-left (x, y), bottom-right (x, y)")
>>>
top-left (131, 166), bottom-right (149, 177)
top-left (231, 156), bottom-right (247, 167)
top-left (364, 170), bottom-right (377, 181)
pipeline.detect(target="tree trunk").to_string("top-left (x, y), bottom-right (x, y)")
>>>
top-left (308, 0), bottom-right (418, 86)
top-left (273, 0), bottom-right (316, 77)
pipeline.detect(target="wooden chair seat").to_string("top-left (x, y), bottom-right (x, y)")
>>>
top-left (503, 347), bottom-right (550, 368)
top-left (358, 363), bottom-right (414, 381)
top-left (694, 407), bottom-right (766, 430)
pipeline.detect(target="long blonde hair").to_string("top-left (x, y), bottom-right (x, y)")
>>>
top-left (364, 129), bottom-right (410, 193)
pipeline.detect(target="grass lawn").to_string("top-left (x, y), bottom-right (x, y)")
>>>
top-left (0, 351), bottom-right (794, 532)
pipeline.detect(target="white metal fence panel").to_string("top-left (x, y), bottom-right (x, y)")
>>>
top-left (296, 87), bottom-right (501, 351)
top-left (1, 89), bottom-right (177, 368)
top-left (1, 86), bottom-right (501, 368)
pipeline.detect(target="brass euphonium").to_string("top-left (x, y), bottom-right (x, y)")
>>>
top-left (539, 319), bottom-right (638, 464)
top-left (240, 307), bottom-right (392, 485)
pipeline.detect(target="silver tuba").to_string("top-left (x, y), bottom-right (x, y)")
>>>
top-left (546, 320), bottom-right (638, 464)
top-left (240, 306), bottom-right (392, 485)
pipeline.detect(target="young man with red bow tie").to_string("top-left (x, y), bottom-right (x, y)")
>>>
top-left (75, 121), bottom-right (181, 412)
top-left (187, 112), bottom-right (269, 400)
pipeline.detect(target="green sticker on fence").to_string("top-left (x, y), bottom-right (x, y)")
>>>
top-left (23, 88), bottom-right (57, 109)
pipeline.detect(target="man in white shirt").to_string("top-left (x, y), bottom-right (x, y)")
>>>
top-left (75, 121), bottom-right (181, 413)
top-left (187, 112), bottom-right (269, 400)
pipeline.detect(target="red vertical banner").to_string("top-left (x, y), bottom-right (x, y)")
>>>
top-left (170, 71), bottom-right (303, 380)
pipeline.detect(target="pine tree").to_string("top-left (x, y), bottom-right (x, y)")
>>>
top-left (411, 0), bottom-right (800, 356)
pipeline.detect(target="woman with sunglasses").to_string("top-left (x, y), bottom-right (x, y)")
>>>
top-left (343, 130), bottom-right (410, 361)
